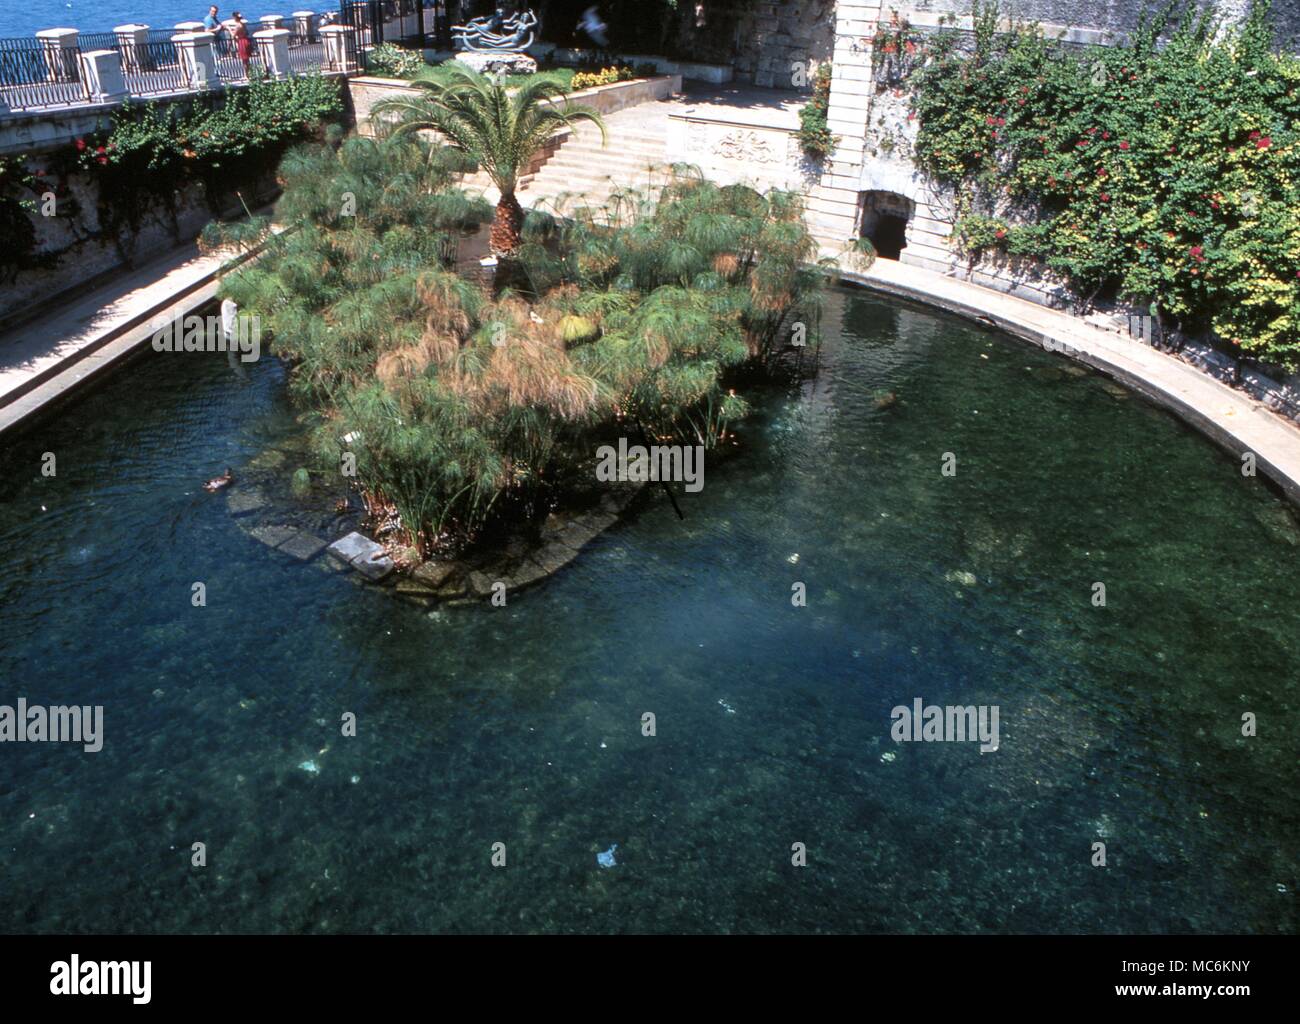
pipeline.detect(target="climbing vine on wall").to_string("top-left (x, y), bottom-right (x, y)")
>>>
top-left (797, 62), bottom-right (836, 158)
top-left (907, 1), bottom-right (1300, 368)
top-left (11, 74), bottom-right (345, 272)
top-left (0, 156), bottom-right (68, 282)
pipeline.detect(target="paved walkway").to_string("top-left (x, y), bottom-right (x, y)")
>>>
top-left (850, 259), bottom-right (1300, 505)
top-left (0, 238), bottom-right (254, 436)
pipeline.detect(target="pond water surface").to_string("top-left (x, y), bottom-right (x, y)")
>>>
top-left (0, 284), bottom-right (1296, 933)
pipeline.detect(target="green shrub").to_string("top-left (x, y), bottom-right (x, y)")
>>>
top-left (212, 136), bottom-right (828, 553)
top-left (909, 1), bottom-right (1300, 366)
top-left (366, 43), bottom-right (427, 79)
top-left (797, 63), bottom-right (836, 159)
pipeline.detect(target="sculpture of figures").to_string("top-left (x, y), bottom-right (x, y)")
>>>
top-left (452, 7), bottom-right (538, 52)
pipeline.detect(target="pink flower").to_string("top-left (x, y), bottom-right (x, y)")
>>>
top-left (1119, 140), bottom-right (1130, 150)
top-left (1256, 136), bottom-right (1272, 149)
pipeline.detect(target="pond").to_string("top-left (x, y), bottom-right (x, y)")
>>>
top-left (0, 283), bottom-right (1296, 933)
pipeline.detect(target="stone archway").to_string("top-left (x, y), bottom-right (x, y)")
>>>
top-left (859, 190), bottom-right (914, 261)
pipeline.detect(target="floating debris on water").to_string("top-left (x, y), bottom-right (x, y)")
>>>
top-left (597, 844), bottom-right (618, 868)
top-left (881, 751), bottom-right (897, 763)
top-left (945, 570), bottom-right (978, 587)
top-left (350, 775), bottom-right (360, 784)
top-left (298, 760), bottom-right (320, 775)
top-left (718, 699), bottom-right (736, 714)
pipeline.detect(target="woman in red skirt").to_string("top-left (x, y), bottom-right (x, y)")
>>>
top-left (231, 12), bottom-right (254, 76)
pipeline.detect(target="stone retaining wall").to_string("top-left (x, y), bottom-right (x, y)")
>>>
top-left (346, 73), bottom-right (682, 136)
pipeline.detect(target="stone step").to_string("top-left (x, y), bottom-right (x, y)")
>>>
top-left (549, 142), bottom-right (668, 161)
top-left (538, 158), bottom-right (666, 178)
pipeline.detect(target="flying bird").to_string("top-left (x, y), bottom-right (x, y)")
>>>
top-left (576, 6), bottom-right (609, 47)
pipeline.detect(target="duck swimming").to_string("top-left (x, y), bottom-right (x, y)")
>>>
top-left (203, 468), bottom-right (234, 492)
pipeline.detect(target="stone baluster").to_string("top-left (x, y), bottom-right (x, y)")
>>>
top-left (36, 28), bottom-right (81, 83)
top-left (319, 24), bottom-right (356, 73)
top-left (293, 11), bottom-right (318, 44)
top-left (79, 48), bottom-right (128, 103)
top-left (114, 24), bottom-right (151, 74)
top-left (172, 32), bottom-right (218, 90)
top-left (255, 28), bottom-right (292, 80)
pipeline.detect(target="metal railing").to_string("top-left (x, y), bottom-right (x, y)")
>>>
top-left (0, 37), bottom-right (91, 111)
top-left (120, 39), bottom-right (192, 98)
top-left (0, 18), bottom-right (363, 115)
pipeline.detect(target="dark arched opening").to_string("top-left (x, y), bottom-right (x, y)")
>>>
top-left (859, 191), bottom-right (914, 261)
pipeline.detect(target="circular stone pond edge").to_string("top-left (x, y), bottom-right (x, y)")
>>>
top-left (839, 264), bottom-right (1300, 509)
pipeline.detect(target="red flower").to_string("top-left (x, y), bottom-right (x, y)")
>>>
top-left (1249, 130), bottom-right (1261, 141)
top-left (995, 228), bottom-right (1006, 239)
top-left (97, 156), bottom-right (108, 165)
top-left (75, 138), bottom-right (86, 151)
top-left (1119, 140), bottom-right (1130, 150)
top-left (985, 115), bottom-right (998, 125)
top-left (95, 146), bottom-right (106, 155)
top-left (996, 117), bottom-right (1006, 127)
top-left (1256, 136), bottom-right (1272, 149)
top-left (1102, 130), bottom-right (1110, 140)
top-left (1100, 192), bottom-right (1110, 202)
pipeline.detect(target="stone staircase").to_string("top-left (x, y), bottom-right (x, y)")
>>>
top-left (460, 100), bottom-right (674, 213)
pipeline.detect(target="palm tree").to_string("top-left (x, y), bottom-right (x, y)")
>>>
top-left (374, 64), bottom-right (607, 256)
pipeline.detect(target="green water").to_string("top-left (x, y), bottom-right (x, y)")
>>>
top-left (0, 285), bottom-right (1296, 933)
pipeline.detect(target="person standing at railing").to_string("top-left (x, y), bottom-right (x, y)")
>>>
top-left (231, 12), bottom-right (254, 76)
top-left (203, 5), bottom-right (231, 57)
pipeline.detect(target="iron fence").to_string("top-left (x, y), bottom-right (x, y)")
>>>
top-left (119, 39), bottom-right (192, 98)
top-left (0, 37), bottom-right (90, 111)
top-left (0, 17), bottom-right (365, 114)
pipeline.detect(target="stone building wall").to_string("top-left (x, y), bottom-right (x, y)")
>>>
top-left (668, 0), bottom-right (838, 88)
top-left (800, 0), bottom-right (1300, 421)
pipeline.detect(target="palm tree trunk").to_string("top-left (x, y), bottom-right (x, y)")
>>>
top-left (490, 192), bottom-right (525, 256)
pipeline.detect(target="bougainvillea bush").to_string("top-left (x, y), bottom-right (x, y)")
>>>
top-left (909, 1), bottom-right (1300, 367)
